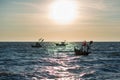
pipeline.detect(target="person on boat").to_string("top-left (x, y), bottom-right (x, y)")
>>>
top-left (86, 41), bottom-right (93, 52)
top-left (81, 41), bottom-right (87, 52)
top-left (81, 40), bottom-right (93, 52)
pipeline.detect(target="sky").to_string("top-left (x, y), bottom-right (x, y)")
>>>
top-left (0, 0), bottom-right (120, 42)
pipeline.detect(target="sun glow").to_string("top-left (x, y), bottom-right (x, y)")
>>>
top-left (49, 0), bottom-right (78, 24)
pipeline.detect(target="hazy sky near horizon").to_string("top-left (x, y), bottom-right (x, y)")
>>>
top-left (0, 0), bottom-right (120, 41)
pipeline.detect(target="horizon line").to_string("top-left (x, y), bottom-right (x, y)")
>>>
top-left (0, 40), bottom-right (120, 42)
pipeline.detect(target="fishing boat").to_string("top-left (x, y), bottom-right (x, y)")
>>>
top-left (31, 38), bottom-right (44, 48)
top-left (31, 42), bottom-right (42, 48)
top-left (55, 40), bottom-right (67, 46)
top-left (56, 42), bottom-right (66, 46)
top-left (74, 41), bottom-right (93, 55)
top-left (74, 47), bottom-right (90, 55)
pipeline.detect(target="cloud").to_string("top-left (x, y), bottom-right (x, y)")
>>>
top-left (78, 0), bottom-right (106, 11)
top-left (12, 1), bottom-right (51, 14)
top-left (13, 2), bottom-right (40, 9)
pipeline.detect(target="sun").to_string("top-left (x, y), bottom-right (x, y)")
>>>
top-left (49, 0), bottom-right (78, 24)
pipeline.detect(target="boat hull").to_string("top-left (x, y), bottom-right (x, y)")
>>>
top-left (31, 45), bottom-right (42, 48)
top-left (74, 48), bottom-right (90, 55)
top-left (56, 43), bottom-right (66, 46)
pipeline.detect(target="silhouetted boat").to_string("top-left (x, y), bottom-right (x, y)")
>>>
top-left (56, 43), bottom-right (67, 46)
top-left (74, 47), bottom-right (90, 55)
top-left (55, 40), bottom-right (67, 46)
top-left (31, 42), bottom-right (42, 48)
top-left (31, 38), bottom-right (44, 48)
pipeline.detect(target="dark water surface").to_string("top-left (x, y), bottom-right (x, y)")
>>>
top-left (0, 42), bottom-right (120, 80)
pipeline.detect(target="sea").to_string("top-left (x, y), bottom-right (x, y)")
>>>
top-left (0, 42), bottom-right (120, 80)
